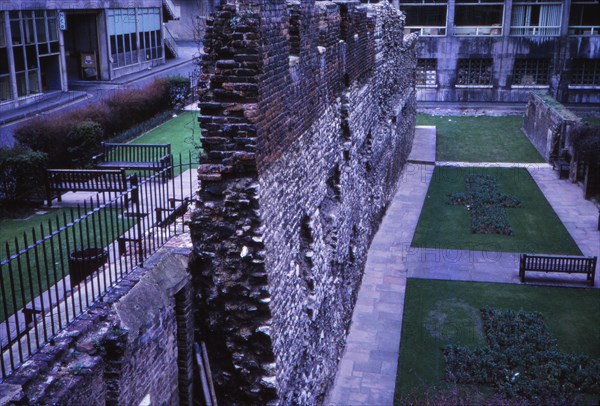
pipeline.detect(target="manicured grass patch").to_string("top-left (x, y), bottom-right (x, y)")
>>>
top-left (1, 206), bottom-right (135, 321)
top-left (583, 116), bottom-right (600, 127)
top-left (416, 114), bottom-right (544, 163)
top-left (412, 166), bottom-right (581, 254)
top-left (130, 111), bottom-right (201, 158)
top-left (395, 278), bottom-right (600, 404)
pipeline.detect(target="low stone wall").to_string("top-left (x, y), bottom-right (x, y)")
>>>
top-left (0, 235), bottom-right (194, 405)
top-left (523, 92), bottom-right (581, 162)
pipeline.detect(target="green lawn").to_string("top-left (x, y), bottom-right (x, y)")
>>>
top-left (130, 111), bottom-right (201, 158)
top-left (583, 116), bottom-right (600, 127)
top-left (417, 114), bottom-right (544, 163)
top-left (0, 206), bottom-right (135, 321)
top-left (395, 278), bottom-right (600, 403)
top-left (412, 166), bottom-right (581, 254)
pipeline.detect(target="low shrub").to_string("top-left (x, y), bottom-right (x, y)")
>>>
top-left (0, 146), bottom-right (47, 203)
top-left (447, 175), bottom-right (521, 235)
top-left (166, 75), bottom-right (192, 110)
top-left (15, 117), bottom-right (103, 168)
top-left (444, 307), bottom-right (600, 404)
top-left (14, 78), bottom-right (174, 166)
top-left (66, 121), bottom-right (104, 168)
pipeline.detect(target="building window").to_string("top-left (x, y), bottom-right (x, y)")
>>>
top-left (454, 1), bottom-right (504, 36)
top-left (7, 10), bottom-right (50, 99)
top-left (416, 58), bottom-right (437, 86)
top-left (107, 9), bottom-right (138, 68)
top-left (512, 59), bottom-right (549, 86)
top-left (569, 1), bottom-right (600, 36)
top-left (139, 8), bottom-right (162, 61)
top-left (1, 13), bottom-right (10, 101)
top-left (456, 58), bottom-right (493, 86)
top-left (399, 1), bottom-right (447, 36)
top-left (510, 1), bottom-right (562, 36)
top-left (571, 59), bottom-right (600, 86)
top-left (107, 8), bottom-right (162, 69)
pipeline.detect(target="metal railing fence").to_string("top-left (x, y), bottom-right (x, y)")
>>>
top-left (0, 153), bottom-right (197, 380)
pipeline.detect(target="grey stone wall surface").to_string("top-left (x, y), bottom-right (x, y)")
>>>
top-left (0, 236), bottom-right (194, 405)
top-left (523, 92), bottom-right (581, 162)
top-left (190, 0), bottom-right (416, 404)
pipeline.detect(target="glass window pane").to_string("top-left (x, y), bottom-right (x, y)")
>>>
top-left (400, 5), bottom-right (447, 26)
top-left (36, 15), bottom-right (47, 42)
top-left (0, 75), bottom-right (11, 100)
top-left (48, 15), bottom-right (58, 41)
top-left (28, 69), bottom-right (39, 93)
top-left (455, 5), bottom-right (503, 26)
top-left (11, 13), bottom-right (22, 45)
top-left (16, 72), bottom-right (26, 96)
top-left (0, 13), bottom-right (5, 47)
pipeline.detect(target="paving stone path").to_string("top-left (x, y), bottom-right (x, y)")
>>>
top-left (326, 126), bottom-right (600, 405)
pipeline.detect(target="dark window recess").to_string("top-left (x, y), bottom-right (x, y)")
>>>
top-left (570, 3), bottom-right (600, 26)
top-left (456, 58), bottom-right (493, 86)
top-left (455, 5), bottom-right (503, 26)
top-left (571, 59), bottom-right (600, 85)
top-left (513, 59), bottom-right (550, 85)
top-left (399, 5), bottom-right (447, 26)
top-left (0, 48), bottom-right (8, 74)
top-left (416, 58), bottom-right (437, 85)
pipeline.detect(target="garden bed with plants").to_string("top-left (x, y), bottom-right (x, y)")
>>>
top-left (412, 166), bottom-right (581, 255)
top-left (395, 278), bottom-right (600, 405)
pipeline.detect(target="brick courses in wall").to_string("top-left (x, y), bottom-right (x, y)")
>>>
top-left (190, 0), bottom-right (417, 404)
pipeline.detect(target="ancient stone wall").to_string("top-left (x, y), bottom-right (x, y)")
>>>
top-left (523, 92), bottom-right (581, 162)
top-left (0, 237), bottom-right (194, 406)
top-left (190, 0), bottom-right (416, 404)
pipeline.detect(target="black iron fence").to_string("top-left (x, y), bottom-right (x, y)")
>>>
top-left (0, 154), bottom-right (197, 380)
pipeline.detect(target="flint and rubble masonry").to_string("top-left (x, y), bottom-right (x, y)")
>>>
top-left (190, 0), bottom-right (417, 404)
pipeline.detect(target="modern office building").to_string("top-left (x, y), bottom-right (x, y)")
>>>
top-left (395, 0), bottom-right (600, 104)
top-left (1, 0), bottom-right (180, 109)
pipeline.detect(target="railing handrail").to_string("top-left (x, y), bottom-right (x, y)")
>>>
top-left (1, 154), bottom-right (198, 380)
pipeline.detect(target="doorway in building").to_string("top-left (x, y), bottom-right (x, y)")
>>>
top-left (39, 55), bottom-right (61, 91)
top-left (63, 12), bottom-right (99, 81)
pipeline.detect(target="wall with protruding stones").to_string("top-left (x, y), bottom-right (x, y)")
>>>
top-left (523, 92), bottom-right (581, 162)
top-left (190, 0), bottom-right (416, 404)
top-left (0, 236), bottom-right (195, 406)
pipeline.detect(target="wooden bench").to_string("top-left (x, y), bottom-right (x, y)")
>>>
top-left (92, 143), bottom-right (172, 177)
top-left (519, 254), bottom-right (597, 286)
top-left (46, 169), bottom-right (128, 206)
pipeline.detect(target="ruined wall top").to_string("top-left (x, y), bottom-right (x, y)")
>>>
top-left (197, 0), bottom-right (416, 177)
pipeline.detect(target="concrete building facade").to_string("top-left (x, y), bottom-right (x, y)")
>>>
top-left (0, 0), bottom-right (180, 109)
top-left (395, 0), bottom-right (600, 104)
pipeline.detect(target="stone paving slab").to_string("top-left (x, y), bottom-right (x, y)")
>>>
top-left (326, 163), bottom-right (433, 405)
top-left (528, 167), bottom-right (600, 259)
top-left (327, 149), bottom-right (599, 404)
top-left (408, 126), bottom-right (436, 164)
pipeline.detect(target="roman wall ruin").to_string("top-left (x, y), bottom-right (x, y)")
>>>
top-left (189, 0), bottom-right (417, 403)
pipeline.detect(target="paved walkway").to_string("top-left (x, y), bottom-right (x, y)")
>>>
top-left (326, 126), bottom-right (600, 405)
